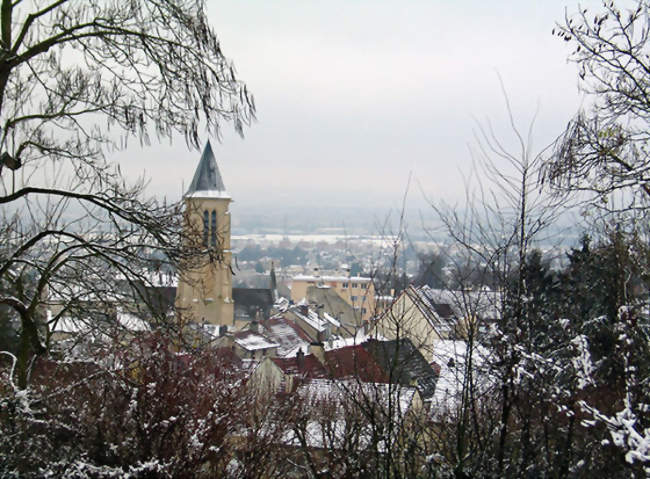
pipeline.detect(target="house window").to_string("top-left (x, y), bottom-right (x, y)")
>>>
top-left (342, 283), bottom-right (348, 288)
top-left (351, 295), bottom-right (358, 302)
top-left (210, 210), bottom-right (217, 247)
top-left (352, 283), bottom-right (359, 288)
top-left (361, 308), bottom-right (367, 315)
top-left (202, 210), bottom-right (209, 247)
top-left (361, 284), bottom-right (367, 289)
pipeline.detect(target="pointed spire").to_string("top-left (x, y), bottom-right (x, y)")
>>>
top-left (185, 140), bottom-right (230, 199)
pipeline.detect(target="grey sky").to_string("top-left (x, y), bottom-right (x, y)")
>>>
top-left (121, 1), bottom-right (598, 212)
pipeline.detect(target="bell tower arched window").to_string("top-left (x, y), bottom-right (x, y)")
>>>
top-left (211, 210), bottom-right (217, 247)
top-left (202, 210), bottom-right (209, 247)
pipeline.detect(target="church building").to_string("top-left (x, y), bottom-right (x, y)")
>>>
top-left (175, 141), bottom-right (235, 327)
top-left (175, 141), bottom-right (276, 330)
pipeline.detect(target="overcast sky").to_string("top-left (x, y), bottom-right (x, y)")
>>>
top-left (122, 1), bottom-right (600, 213)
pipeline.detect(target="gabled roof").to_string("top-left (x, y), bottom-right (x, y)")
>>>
top-left (271, 344), bottom-right (388, 383)
top-left (233, 288), bottom-right (274, 309)
top-left (233, 330), bottom-right (279, 351)
top-left (325, 345), bottom-right (387, 382)
top-left (429, 340), bottom-right (491, 417)
top-left (233, 288), bottom-right (274, 321)
top-left (421, 287), bottom-right (501, 321)
top-left (403, 285), bottom-right (449, 331)
top-left (289, 304), bottom-right (340, 333)
top-left (271, 355), bottom-right (327, 378)
top-left (362, 338), bottom-right (439, 400)
top-left (306, 285), bottom-right (358, 330)
top-left (185, 140), bottom-right (230, 199)
top-left (262, 316), bottom-right (312, 357)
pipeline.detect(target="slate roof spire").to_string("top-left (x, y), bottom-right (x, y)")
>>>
top-left (185, 140), bottom-right (230, 199)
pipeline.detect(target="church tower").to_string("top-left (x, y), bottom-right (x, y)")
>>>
top-left (175, 141), bottom-right (234, 327)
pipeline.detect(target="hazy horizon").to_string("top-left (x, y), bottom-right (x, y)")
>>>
top-left (114, 1), bottom-right (601, 222)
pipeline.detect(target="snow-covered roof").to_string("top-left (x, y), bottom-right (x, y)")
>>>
top-left (262, 317), bottom-right (311, 357)
top-left (325, 330), bottom-right (384, 350)
top-left (279, 379), bottom-right (418, 450)
top-left (419, 287), bottom-right (501, 321)
top-left (233, 331), bottom-right (279, 351)
top-left (429, 340), bottom-right (491, 417)
top-left (300, 379), bottom-right (417, 413)
top-left (273, 297), bottom-right (290, 313)
top-left (117, 310), bottom-right (150, 332)
top-left (293, 275), bottom-right (372, 283)
top-left (292, 307), bottom-right (334, 333)
top-left (49, 308), bottom-right (150, 334)
top-left (51, 315), bottom-right (88, 334)
top-left (322, 312), bottom-right (340, 328)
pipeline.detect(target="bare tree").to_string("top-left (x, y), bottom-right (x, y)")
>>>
top-left (0, 1), bottom-right (255, 387)
top-left (426, 82), bottom-right (581, 475)
top-left (546, 0), bottom-right (650, 215)
top-left (0, 332), bottom-right (299, 478)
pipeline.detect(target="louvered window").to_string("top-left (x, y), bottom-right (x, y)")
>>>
top-left (211, 210), bottom-right (217, 247)
top-left (202, 210), bottom-right (209, 247)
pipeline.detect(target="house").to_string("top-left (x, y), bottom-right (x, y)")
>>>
top-left (231, 328), bottom-right (279, 360)
top-left (374, 285), bottom-right (459, 362)
top-left (213, 321), bottom-right (280, 360)
top-left (428, 339), bottom-right (492, 420)
top-left (258, 316), bottom-right (312, 357)
top-left (291, 274), bottom-right (376, 322)
top-left (284, 378), bottom-right (423, 450)
top-left (251, 338), bottom-right (438, 402)
top-left (304, 285), bottom-right (362, 336)
top-left (284, 301), bottom-right (341, 342)
top-left (232, 287), bottom-right (274, 329)
top-left (214, 313), bottom-right (323, 360)
top-left (253, 343), bottom-right (429, 475)
top-left (361, 338), bottom-right (439, 403)
top-left (251, 342), bottom-right (387, 394)
top-left (423, 288), bottom-right (501, 339)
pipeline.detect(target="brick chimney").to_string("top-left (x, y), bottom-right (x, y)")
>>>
top-left (296, 348), bottom-right (304, 369)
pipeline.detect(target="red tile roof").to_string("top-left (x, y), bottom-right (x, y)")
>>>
top-left (325, 345), bottom-right (388, 383)
top-left (271, 344), bottom-right (388, 383)
top-left (270, 355), bottom-right (327, 378)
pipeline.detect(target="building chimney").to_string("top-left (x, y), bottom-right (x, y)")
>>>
top-left (250, 320), bottom-right (259, 333)
top-left (218, 325), bottom-right (228, 337)
top-left (296, 348), bottom-right (304, 369)
top-left (309, 342), bottom-right (325, 364)
top-left (270, 261), bottom-right (278, 302)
